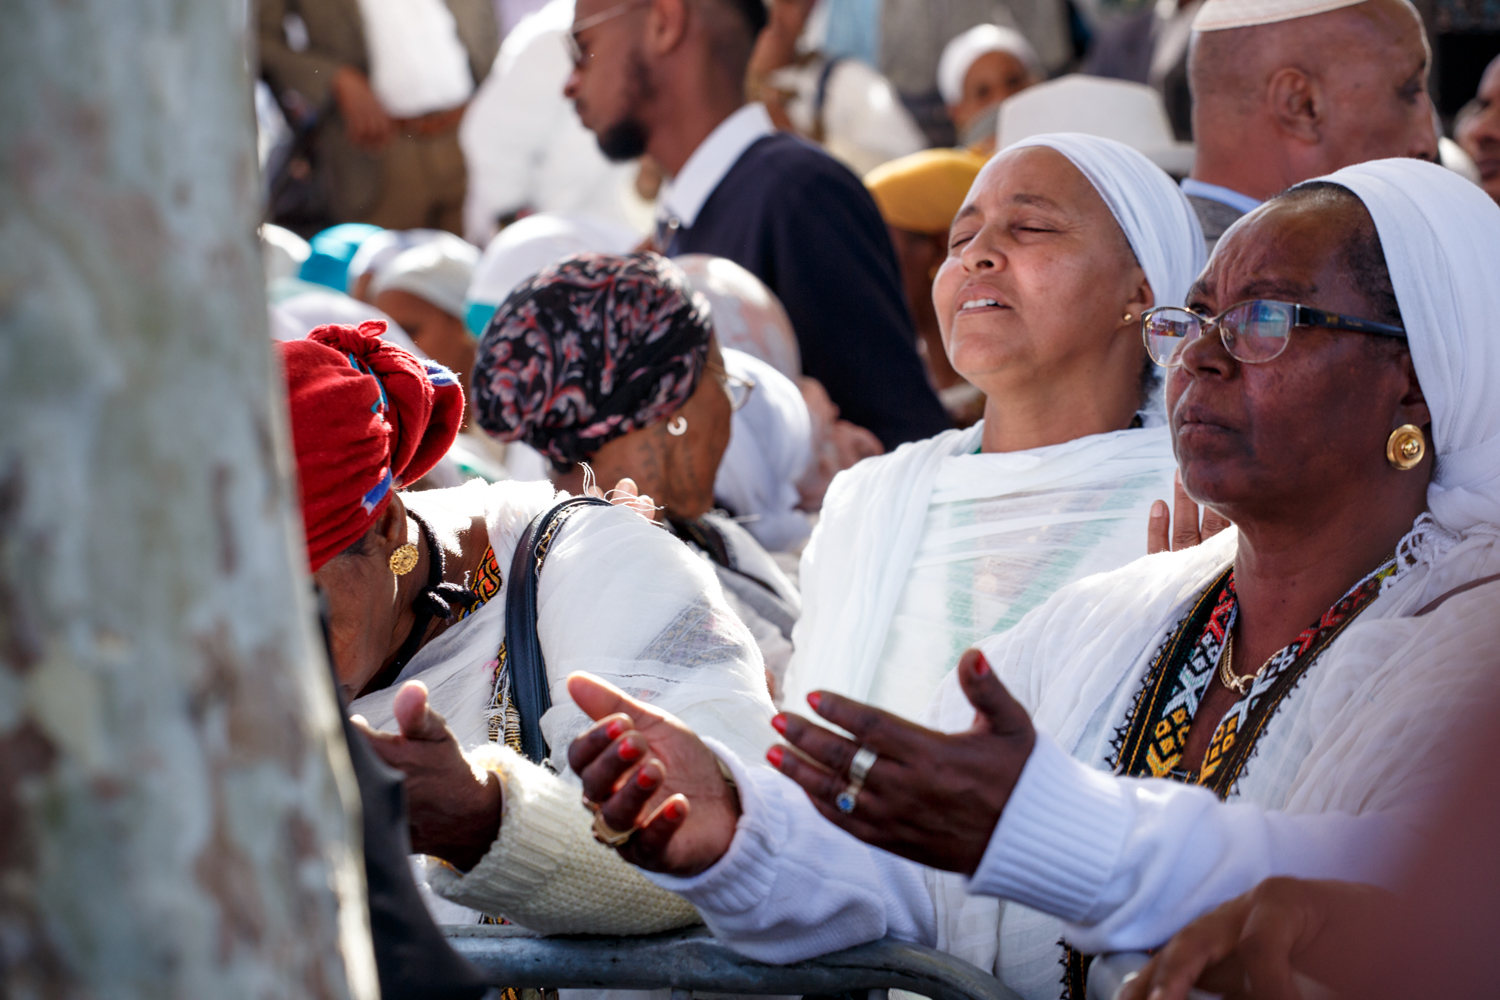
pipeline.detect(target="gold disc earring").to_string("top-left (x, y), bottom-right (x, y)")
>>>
top-left (388, 542), bottom-right (419, 576)
top-left (1386, 424), bottom-right (1426, 471)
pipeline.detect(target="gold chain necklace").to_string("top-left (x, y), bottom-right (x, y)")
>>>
top-left (1215, 633), bottom-right (1270, 696)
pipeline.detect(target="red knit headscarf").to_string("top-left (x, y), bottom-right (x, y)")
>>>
top-left (279, 321), bottom-right (464, 572)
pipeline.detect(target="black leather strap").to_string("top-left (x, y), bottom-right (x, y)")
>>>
top-left (505, 496), bottom-right (611, 763)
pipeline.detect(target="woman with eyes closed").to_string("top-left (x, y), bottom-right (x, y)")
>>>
top-left (778, 133), bottom-right (1205, 716)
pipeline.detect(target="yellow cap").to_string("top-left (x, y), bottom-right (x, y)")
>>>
top-left (864, 148), bottom-right (991, 236)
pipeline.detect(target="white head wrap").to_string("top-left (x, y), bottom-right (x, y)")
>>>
top-left (370, 234), bottom-right (481, 320)
top-left (715, 349), bottom-right (814, 552)
top-left (937, 23), bottom-right (1043, 105)
top-left (346, 228), bottom-right (449, 294)
top-left (1002, 133), bottom-right (1207, 309)
top-left (1303, 158), bottom-right (1500, 534)
top-left (464, 212), bottom-right (641, 335)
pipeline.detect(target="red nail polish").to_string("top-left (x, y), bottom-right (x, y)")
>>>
top-left (619, 741), bottom-right (642, 762)
top-left (771, 713), bottom-right (787, 735)
top-left (636, 768), bottom-right (658, 789)
top-left (664, 800), bottom-right (684, 821)
top-left (606, 719), bottom-right (627, 740)
top-left (973, 653), bottom-right (990, 677)
top-left (807, 692), bottom-right (822, 711)
top-left (767, 745), bottom-right (785, 768)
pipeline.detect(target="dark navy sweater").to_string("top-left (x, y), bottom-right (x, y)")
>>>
top-left (667, 131), bottom-right (949, 449)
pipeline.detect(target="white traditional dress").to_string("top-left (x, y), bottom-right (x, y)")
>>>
top-left (641, 158), bottom-right (1500, 999)
top-left (783, 132), bottom-right (1205, 717)
top-left (350, 478), bottom-right (776, 929)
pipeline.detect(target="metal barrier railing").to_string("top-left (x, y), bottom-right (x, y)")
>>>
top-left (444, 925), bottom-right (1024, 1000)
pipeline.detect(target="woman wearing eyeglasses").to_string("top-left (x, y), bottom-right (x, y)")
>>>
top-left (566, 159), bottom-right (1500, 1000)
top-left (471, 250), bottom-right (802, 691)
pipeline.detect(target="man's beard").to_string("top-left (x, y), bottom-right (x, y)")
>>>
top-left (597, 116), bottom-right (649, 162)
top-left (594, 49), bottom-right (653, 163)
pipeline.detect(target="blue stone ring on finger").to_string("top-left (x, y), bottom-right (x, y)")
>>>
top-left (836, 746), bottom-right (878, 814)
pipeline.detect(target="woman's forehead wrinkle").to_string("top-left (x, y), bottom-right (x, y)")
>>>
top-left (1009, 192), bottom-right (1064, 209)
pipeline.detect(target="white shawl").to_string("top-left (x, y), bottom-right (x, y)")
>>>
top-left (349, 480), bottom-right (777, 772)
top-left (635, 157), bottom-right (1500, 1000)
top-left (784, 424), bottom-right (1178, 715)
top-left (924, 158), bottom-right (1500, 997)
top-left (783, 133), bottom-right (1203, 715)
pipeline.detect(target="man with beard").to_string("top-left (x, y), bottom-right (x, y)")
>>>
top-left (563, 0), bottom-right (949, 450)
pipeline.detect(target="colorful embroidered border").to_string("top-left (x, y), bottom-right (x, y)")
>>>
top-left (459, 545), bottom-right (504, 620)
top-left (1062, 555), bottom-right (1396, 998)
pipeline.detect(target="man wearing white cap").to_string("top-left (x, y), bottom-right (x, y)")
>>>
top-left (1183, 0), bottom-right (1437, 250)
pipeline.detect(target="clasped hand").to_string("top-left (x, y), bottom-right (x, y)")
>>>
top-left (567, 648), bottom-right (1038, 877)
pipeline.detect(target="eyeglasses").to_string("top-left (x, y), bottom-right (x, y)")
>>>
top-left (1141, 299), bottom-right (1406, 368)
top-left (564, 0), bottom-right (648, 67)
top-left (708, 364), bottom-right (757, 412)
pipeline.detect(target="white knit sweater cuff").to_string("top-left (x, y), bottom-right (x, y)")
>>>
top-left (643, 738), bottom-right (784, 912)
top-left (965, 731), bottom-right (1131, 923)
top-left (428, 745), bottom-right (575, 908)
top-left (426, 743), bottom-right (700, 934)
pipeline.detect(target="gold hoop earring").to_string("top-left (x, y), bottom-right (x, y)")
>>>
top-left (1386, 424), bottom-right (1426, 471)
top-left (388, 542), bottom-right (419, 576)
top-left (667, 416), bottom-right (688, 437)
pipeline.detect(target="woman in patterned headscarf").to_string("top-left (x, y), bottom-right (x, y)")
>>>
top-left (474, 252), bottom-right (726, 515)
top-left (472, 251), bottom-right (805, 700)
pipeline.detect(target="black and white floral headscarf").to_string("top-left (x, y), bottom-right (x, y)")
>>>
top-left (473, 252), bottom-right (712, 469)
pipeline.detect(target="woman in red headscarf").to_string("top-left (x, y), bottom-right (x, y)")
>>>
top-left (278, 318), bottom-right (773, 932)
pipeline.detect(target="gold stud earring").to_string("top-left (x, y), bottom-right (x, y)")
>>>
top-left (667, 415), bottom-right (688, 436)
top-left (1386, 424), bottom-right (1426, 471)
top-left (389, 542), bottom-right (419, 576)
top-left (1122, 312), bottom-right (1135, 324)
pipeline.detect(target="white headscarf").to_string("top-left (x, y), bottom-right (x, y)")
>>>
top-left (1004, 133), bottom-right (1206, 310)
top-left (370, 235), bottom-right (481, 320)
top-left (937, 23), bottom-right (1042, 104)
top-left (784, 135), bottom-right (1202, 713)
top-left (346, 228), bottom-right (449, 294)
top-left (715, 349), bottom-right (814, 553)
top-left (464, 212), bottom-right (641, 335)
top-left (1308, 158), bottom-right (1500, 535)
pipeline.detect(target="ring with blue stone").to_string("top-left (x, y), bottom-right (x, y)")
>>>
top-left (835, 747), bottom-right (879, 814)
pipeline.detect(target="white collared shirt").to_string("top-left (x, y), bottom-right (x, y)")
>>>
top-left (656, 103), bottom-right (776, 238)
top-left (1179, 177), bottom-right (1263, 216)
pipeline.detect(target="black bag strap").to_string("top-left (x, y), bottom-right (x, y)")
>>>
top-left (505, 496), bottom-right (611, 763)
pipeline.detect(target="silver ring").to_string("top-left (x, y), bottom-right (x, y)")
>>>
top-left (848, 746), bottom-right (878, 784)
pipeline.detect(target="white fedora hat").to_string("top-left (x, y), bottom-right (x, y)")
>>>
top-left (996, 75), bottom-right (1195, 176)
